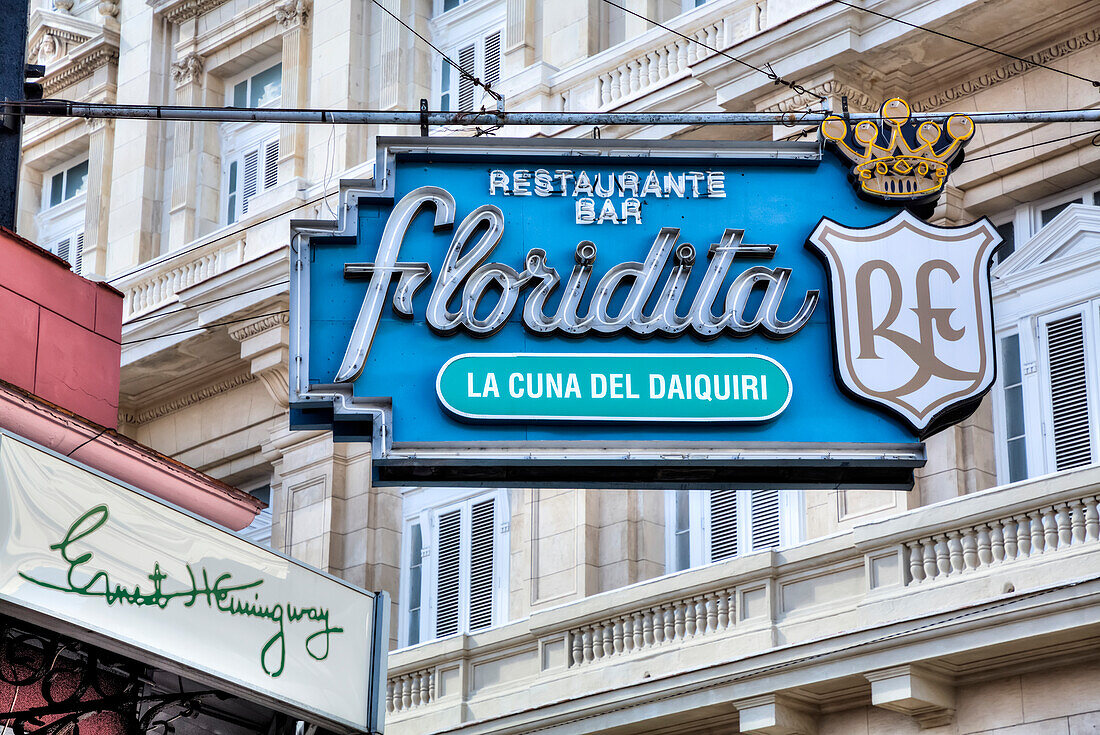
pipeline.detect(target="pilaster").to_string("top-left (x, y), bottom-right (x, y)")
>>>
top-left (82, 117), bottom-right (114, 276)
top-left (168, 44), bottom-right (204, 250)
top-left (865, 665), bottom-right (955, 729)
top-left (505, 0), bottom-right (535, 68)
top-left (276, 0), bottom-right (312, 182)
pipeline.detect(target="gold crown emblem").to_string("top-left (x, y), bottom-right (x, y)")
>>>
top-left (821, 98), bottom-right (974, 203)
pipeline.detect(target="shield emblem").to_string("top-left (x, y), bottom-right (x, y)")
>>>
top-left (807, 210), bottom-right (1001, 437)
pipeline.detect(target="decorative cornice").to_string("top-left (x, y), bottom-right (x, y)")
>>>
top-left (170, 51), bottom-right (204, 85)
top-left (275, 0), bottom-right (310, 29)
top-left (228, 312), bottom-right (289, 342)
top-left (760, 79), bottom-right (877, 115)
top-left (912, 28), bottom-right (1100, 112)
top-left (122, 372), bottom-right (257, 425)
top-left (159, 0), bottom-right (234, 25)
top-left (41, 43), bottom-right (119, 97)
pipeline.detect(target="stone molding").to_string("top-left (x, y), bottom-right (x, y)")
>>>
top-left (41, 42), bottom-right (120, 97)
top-left (865, 665), bottom-right (955, 729)
top-left (759, 79), bottom-right (877, 115)
top-left (227, 312), bottom-right (289, 342)
top-left (153, 0), bottom-right (235, 25)
top-left (171, 51), bottom-right (204, 85)
top-left (275, 0), bottom-right (310, 29)
top-left (736, 694), bottom-right (818, 735)
top-left (121, 371), bottom-right (257, 425)
top-left (912, 28), bottom-right (1100, 112)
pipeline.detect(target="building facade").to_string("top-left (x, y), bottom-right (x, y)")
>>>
top-left (17, 0), bottom-right (1100, 733)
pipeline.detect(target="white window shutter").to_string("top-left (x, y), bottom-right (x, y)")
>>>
top-left (435, 508), bottom-right (462, 638)
top-left (750, 489), bottom-right (781, 551)
top-left (264, 139), bottom-right (279, 190)
top-left (241, 148), bottom-right (260, 215)
top-left (709, 489), bottom-right (739, 561)
top-left (484, 31), bottom-right (501, 89)
top-left (468, 498), bottom-right (496, 631)
top-left (55, 236), bottom-right (70, 264)
top-left (1046, 313), bottom-right (1094, 470)
top-left (73, 233), bottom-right (84, 275)
top-left (457, 44), bottom-right (476, 111)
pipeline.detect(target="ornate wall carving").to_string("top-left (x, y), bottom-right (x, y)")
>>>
top-left (121, 372), bottom-right (258, 425)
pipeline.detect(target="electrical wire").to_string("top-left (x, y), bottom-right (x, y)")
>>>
top-left (368, 0), bottom-right (503, 105)
top-left (830, 0), bottom-right (1100, 89)
top-left (125, 280), bottom-right (290, 324)
top-left (596, 0), bottom-right (827, 106)
top-left (964, 128), bottom-right (1100, 162)
top-left (121, 310), bottom-right (290, 346)
top-left (106, 193), bottom-right (330, 285)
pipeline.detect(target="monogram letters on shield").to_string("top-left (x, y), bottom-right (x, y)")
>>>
top-left (806, 210), bottom-right (1001, 437)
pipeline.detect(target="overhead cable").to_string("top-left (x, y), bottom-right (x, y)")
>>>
top-left (368, 0), bottom-right (503, 106)
top-left (964, 128), bottom-right (1100, 162)
top-left (830, 0), bottom-right (1100, 89)
top-left (121, 310), bottom-right (290, 346)
top-left (596, 0), bottom-right (827, 105)
top-left (107, 194), bottom-right (330, 285)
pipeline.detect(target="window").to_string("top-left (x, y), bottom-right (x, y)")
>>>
top-left (37, 158), bottom-right (88, 274)
top-left (1038, 304), bottom-right (1099, 471)
top-left (992, 180), bottom-right (1100, 254)
top-left (227, 63), bottom-right (282, 109)
top-left (239, 484), bottom-right (273, 547)
top-left (437, 29), bottom-right (501, 112)
top-left (665, 489), bottom-right (801, 573)
top-left (999, 334), bottom-right (1028, 482)
top-left (400, 489), bottom-right (508, 648)
top-left (223, 132), bottom-right (279, 224)
top-left (993, 220), bottom-right (1016, 264)
top-left (221, 61), bottom-right (283, 225)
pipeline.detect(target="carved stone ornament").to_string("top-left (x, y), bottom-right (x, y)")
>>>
top-left (35, 33), bottom-right (59, 64)
top-left (275, 0), bottom-right (310, 29)
top-left (52, 0), bottom-right (75, 12)
top-left (98, 0), bottom-right (120, 18)
top-left (170, 51), bottom-right (204, 85)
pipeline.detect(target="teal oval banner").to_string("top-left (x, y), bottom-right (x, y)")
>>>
top-left (436, 353), bottom-right (792, 422)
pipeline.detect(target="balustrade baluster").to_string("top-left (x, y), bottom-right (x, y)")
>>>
top-left (423, 672), bottom-right (432, 704)
top-left (935, 536), bottom-right (951, 577)
top-left (947, 531), bottom-right (964, 573)
top-left (600, 74), bottom-right (613, 105)
top-left (1069, 500), bottom-right (1086, 544)
top-left (628, 61), bottom-right (640, 93)
top-left (663, 605), bottom-right (675, 642)
top-left (673, 603), bottom-right (686, 640)
top-left (401, 675), bottom-right (412, 710)
top-left (921, 537), bottom-right (937, 580)
top-left (612, 618), bottom-right (624, 654)
top-left (705, 594), bottom-right (718, 633)
top-left (989, 520), bottom-right (1005, 563)
top-left (410, 674), bottom-right (421, 707)
top-left (582, 627), bottom-right (594, 662)
top-left (906, 541), bottom-right (925, 583)
top-left (1002, 517), bottom-right (1018, 560)
top-left (660, 46), bottom-right (671, 78)
top-left (684, 598), bottom-right (697, 637)
top-left (1016, 516), bottom-right (1032, 557)
top-left (1055, 503), bottom-right (1072, 548)
top-left (633, 611), bottom-right (645, 649)
top-left (644, 608), bottom-right (657, 645)
top-left (387, 681), bottom-right (396, 713)
top-left (571, 630), bottom-right (583, 666)
top-left (1085, 497), bottom-right (1100, 541)
top-left (717, 590), bottom-right (730, 629)
top-left (976, 525), bottom-right (992, 567)
top-left (616, 64), bottom-right (629, 99)
top-left (1029, 511), bottom-right (1045, 554)
top-left (648, 51), bottom-right (661, 83)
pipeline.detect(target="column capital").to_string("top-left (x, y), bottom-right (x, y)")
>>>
top-left (275, 0), bottom-right (311, 29)
top-left (170, 51), bottom-right (204, 86)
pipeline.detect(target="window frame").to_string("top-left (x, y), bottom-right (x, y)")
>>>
top-left (663, 489), bottom-right (802, 573)
top-left (36, 156), bottom-right (88, 273)
top-left (1036, 300), bottom-right (1100, 472)
top-left (398, 487), bottom-right (509, 649)
top-left (224, 60), bottom-right (284, 110)
top-left (430, 1), bottom-right (504, 115)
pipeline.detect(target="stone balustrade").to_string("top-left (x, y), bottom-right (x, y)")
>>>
top-left (383, 465), bottom-right (1100, 730)
top-left (118, 235), bottom-right (247, 319)
top-left (903, 493), bottom-right (1100, 585)
top-left (552, 2), bottom-right (763, 112)
top-left (387, 669), bottom-right (434, 713)
top-left (566, 587), bottom-right (735, 667)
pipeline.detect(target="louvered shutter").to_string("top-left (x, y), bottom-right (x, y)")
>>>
top-left (241, 148), bottom-right (260, 215)
top-left (55, 236), bottom-right (70, 264)
top-left (73, 233), bottom-right (84, 275)
top-left (457, 44), bottom-right (476, 111)
top-left (263, 139), bottom-right (279, 190)
top-left (709, 489), bottom-right (739, 561)
top-left (435, 508), bottom-right (462, 638)
top-left (468, 498), bottom-right (496, 632)
top-left (750, 489), bottom-right (781, 550)
top-left (1046, 313), bottom-right (1094, 470)
top-left (483, 31), bottom-right (501, 89)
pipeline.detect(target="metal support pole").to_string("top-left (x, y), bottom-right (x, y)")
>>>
top-left (0, 6), bottom-right (32, 230)
top-left (13, 101), bottom-right (1100, 127)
